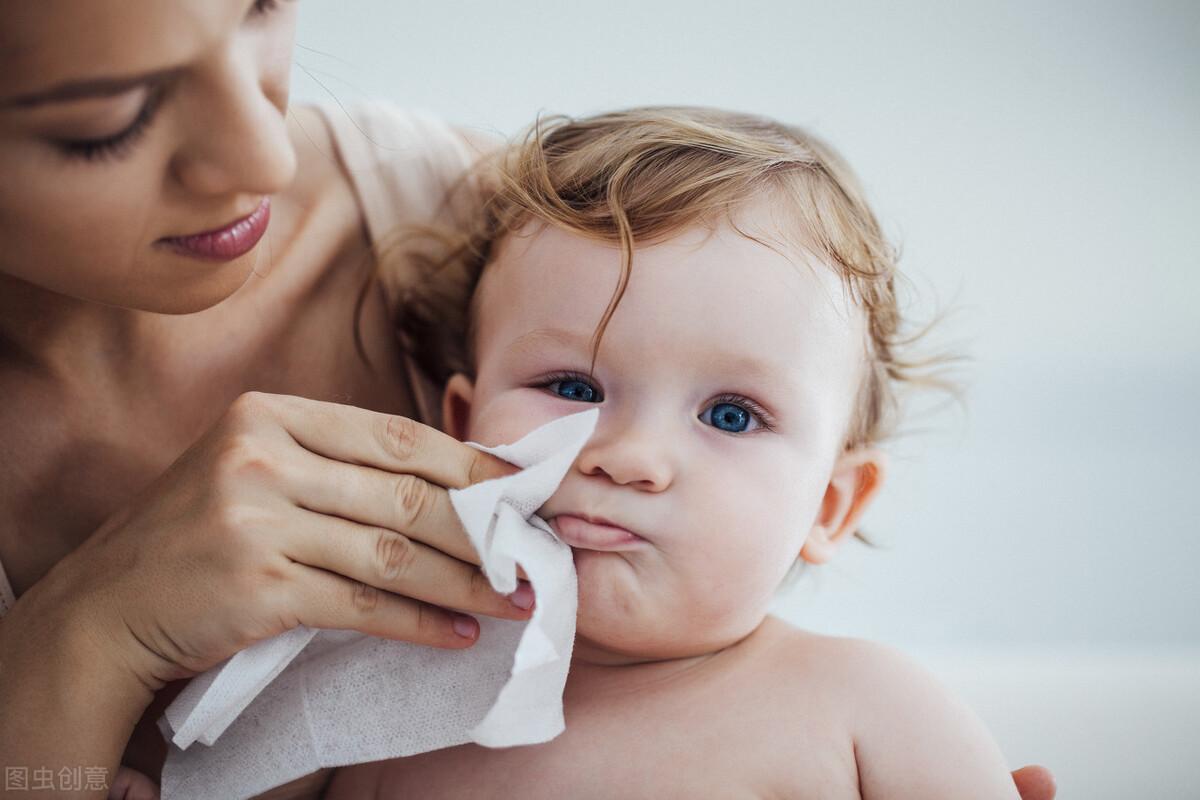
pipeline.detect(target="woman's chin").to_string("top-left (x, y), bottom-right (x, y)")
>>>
top-left (130, 251), bottom-right (260, 314)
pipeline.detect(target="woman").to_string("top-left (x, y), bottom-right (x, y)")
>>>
top-left (0, 2), bottom-right (1056, 798)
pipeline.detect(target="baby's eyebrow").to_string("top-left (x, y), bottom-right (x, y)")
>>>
top-left (505, 327), bottom-right (592, 358)
top-left (507, 327), bottom-right (801, 395)
top-left (702, 350), bottom-right (799, 393)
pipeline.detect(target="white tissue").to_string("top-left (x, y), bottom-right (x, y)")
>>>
top-left (158, 409), bottom-right (598, 800)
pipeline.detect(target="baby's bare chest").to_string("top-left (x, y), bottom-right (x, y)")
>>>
top-left (347, 677), bottom-right (861, 800)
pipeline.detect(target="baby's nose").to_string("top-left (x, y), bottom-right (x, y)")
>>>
top-left (576, 428), bottom-right (674, 492)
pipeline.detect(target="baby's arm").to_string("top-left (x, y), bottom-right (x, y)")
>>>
top-left (846, 640), bottom-right (1020, 800)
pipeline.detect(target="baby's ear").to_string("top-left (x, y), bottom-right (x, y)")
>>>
top-left (441, 373), bottom-right (475, 441)
top-left (799, 448), bottom-right (887, 565)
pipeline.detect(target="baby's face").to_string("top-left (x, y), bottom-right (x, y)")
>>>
top-left (445, 211), bottom-right (873, 663)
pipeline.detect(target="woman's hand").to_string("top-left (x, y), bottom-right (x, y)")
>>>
top-left (108, 766), bottom-right (161, 800)
top-left (53, 391), bottom-right (528, 693)
top-left (1012, 765), bottom-right (1056, 800)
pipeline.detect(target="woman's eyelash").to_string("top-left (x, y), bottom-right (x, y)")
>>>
top-left (57, 89), bottom-right (165, 163)
top-left (709, 393), bottom-right (776, 432)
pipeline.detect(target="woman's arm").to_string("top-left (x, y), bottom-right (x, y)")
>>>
top-left (0, 573), bottom-right (152, 798)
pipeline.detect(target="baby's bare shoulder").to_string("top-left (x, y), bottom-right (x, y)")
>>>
top-left (748, 620), bottom-right (1020, 799)
top-left (732, 619), bottom-right (1018, 798)
top-left (752, 616), bottom-right (975, 700)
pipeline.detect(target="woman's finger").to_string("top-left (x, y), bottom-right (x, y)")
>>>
top-left (281, 447), bottom-right (483, 566)
top-left (108, 766), bottom-right (160, 800)
top-left (248, 392), bottom-right (515, 489)
top-left (273, 420), bottom-right (532, 583)
top-left (281, 508), bottom-right (534, 620)
top-left (286, 561), bottom-right (482, 649)
top-left (1012, 765), bottom-right (1056, 800)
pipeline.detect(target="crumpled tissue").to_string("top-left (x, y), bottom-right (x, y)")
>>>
top-left (157, 409), bottom-right (598, 799)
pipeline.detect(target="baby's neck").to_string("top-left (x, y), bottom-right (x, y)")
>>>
top-left (563, 650), bottom-right (718, 705)
top-left (565, 616), bottom-right (780, 699)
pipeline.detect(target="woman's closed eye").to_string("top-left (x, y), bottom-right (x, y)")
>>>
top-left (55, 88), bottom-right (167, 163)
top-left (52, 0), bottom-right (289, 163)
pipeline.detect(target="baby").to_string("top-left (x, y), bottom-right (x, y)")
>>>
top-left (338, 107), bottom-right (1021, 798)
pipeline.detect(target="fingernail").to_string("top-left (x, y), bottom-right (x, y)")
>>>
top-left (453, 613), bottom-right (478, 639)
top-left (509, 581), bottom-right (535, 611)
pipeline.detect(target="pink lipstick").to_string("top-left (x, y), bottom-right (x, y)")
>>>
top-left (159, 197), bottom-right (271, 261)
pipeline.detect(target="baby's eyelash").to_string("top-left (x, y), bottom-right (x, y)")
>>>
top-left (710, 393), bottom-right (776, 432)
top-left (534, 370), bottom-right (603, 395)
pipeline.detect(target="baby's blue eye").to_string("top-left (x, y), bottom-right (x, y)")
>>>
top-left (702, 401), bottom-right (754, 433)
top-left (549, 378), bottom-right (601, 403)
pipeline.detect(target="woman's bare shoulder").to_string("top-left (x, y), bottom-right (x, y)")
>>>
top-left (281, 105), bottom-right (358, 220)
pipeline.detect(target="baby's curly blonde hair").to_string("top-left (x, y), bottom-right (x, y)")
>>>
top-left (383, 106), bottom-right (941, 450)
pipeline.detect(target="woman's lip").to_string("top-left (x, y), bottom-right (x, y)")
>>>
top-left (549, 514), bottom-right (646, 551)
top-left (158, 197), bottom-right (271, 261)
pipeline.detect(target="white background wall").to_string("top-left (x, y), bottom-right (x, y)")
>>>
top-left (291, 2), bottom-right (1200, 796)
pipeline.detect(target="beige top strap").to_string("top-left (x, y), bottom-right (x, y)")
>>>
top-left (315, 103), bottom-right (479, 429)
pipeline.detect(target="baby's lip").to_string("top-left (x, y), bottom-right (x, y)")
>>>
top-left (548, 513), bottom-right (648, 551)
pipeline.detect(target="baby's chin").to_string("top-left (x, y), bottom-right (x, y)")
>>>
top-left (570, 549), bottom-right (765, 664)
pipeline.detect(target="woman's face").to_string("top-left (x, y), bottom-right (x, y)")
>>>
top-left (0, 0), bottom-right (299, 314)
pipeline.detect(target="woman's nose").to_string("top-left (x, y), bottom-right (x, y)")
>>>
top-left (575, 422), bottom-right (675, 492)
top-left (170, 47), bottom-right (296, 198)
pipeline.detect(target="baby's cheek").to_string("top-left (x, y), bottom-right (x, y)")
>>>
top-left (467, 390), bottom-right (567, 447)
top-left (670, 509), bottom-right (799, 627)
top-left (673, 548), bottom-right (773, 627)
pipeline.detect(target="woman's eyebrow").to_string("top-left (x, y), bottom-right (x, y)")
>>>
top-left (5, 67), bottom-right (177, 109)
